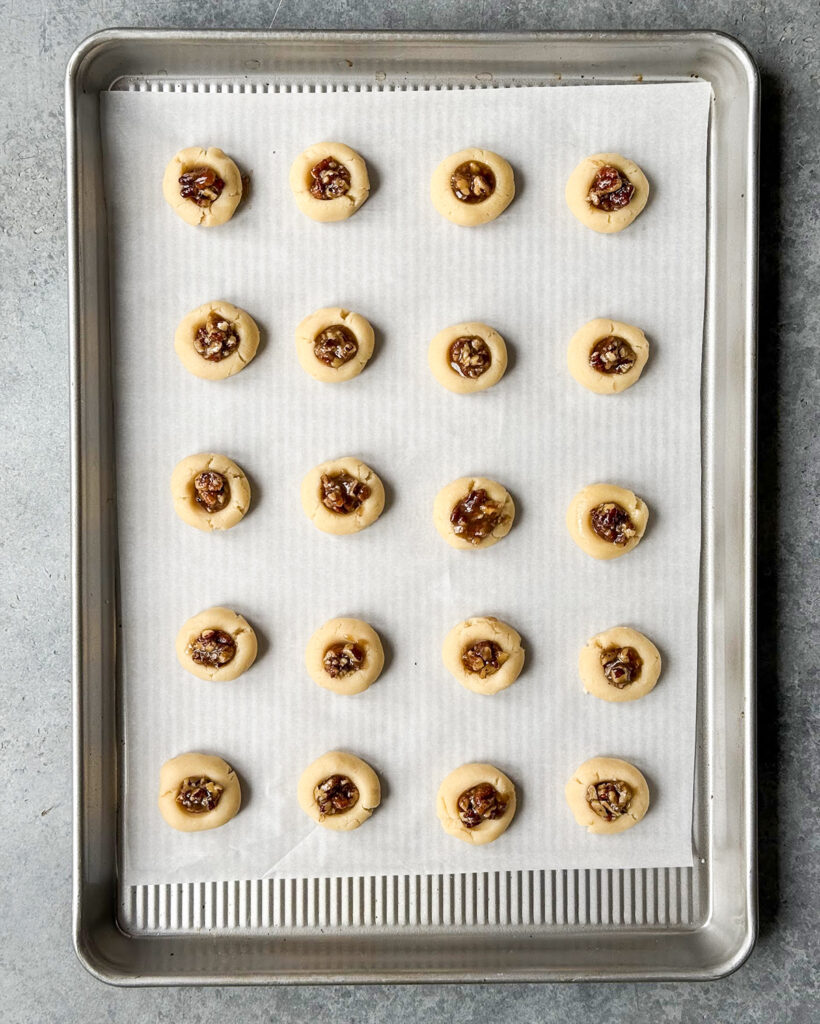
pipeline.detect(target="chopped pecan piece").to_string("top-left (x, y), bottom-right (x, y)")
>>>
top-left (461, 640), bottom-right (508, 678)
top-left (450, 160), bottom-right (496, 203)
top-left (176, 776), bottom-right (223, 813)
top-left (194, 310), bottom-right (240, 362)
top-left (194, 471), bottom-right (230, 513)
top-left (589, 335), bottom-right (636, 375)
top-left (449, 336), bottom-right (492, 379)
top-left (587, 165), bottom-right (635, 211)
top-left (314, 325), bottom-right (358, 367)
top-left (178, 165), bottom-right (225, 207)
top-left (457, 782), bottom-right (508, 828)
top-left (309, 157), bottom-right (351, 200)
top-left (314, 774), bottom-right (359, 816)
top-left (586, 779), bottom-right (633, 821)
top-left (601, 646), bottom-right (643, 687)
top-left (189, 628), bottom-right (236, 668)
top-left (320, 472), bottom-right (370, 514)
top-left (589, 502), bottom-right (636, 545)
top-left (323, 641), bottom-right (366, 678)
top-left (450, 488), bottom-right (504, 543)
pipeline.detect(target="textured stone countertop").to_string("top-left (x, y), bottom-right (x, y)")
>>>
top-left (1, 1), bottom-right (817, 1021)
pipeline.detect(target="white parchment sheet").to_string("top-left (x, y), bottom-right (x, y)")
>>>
top-left (102, 81), bottom-right (711, 887)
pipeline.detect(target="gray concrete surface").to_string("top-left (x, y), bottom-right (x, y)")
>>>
top-left (1, 1), bottom-right (817, 1021)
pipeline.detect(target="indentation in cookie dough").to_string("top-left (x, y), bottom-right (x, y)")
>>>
top-left (431, 148), bottom-right (515, 226)
top-left (428, 322), bottom-right (508, 394)
top-left (295, 307), bottom-right (375, 383)
top-left (158, 752), bottom-right (242, 831)
top-left (565, 152), bottom-right (649, 234)
top-left (301, 456), bottom-right (385, 535)
top-left (567, 318), bottom-right (650, 394)
top-left (579, 626), bottom-right (662, 703)
top-left (289, 142), bottom-right (370, 222)
top-left (566, 483), bottom-right (648, 560)
top-left (297, 751), bottom-right (381, 831)
top-left (443, 616), bottom-right (525, 695)
top-left (437, 762), bottom-right (517, 844)
top-left (175, 300), bottom-right (260, 380)
top-left (305, 617), bottom-right (385, 695)
top-left (176, 606), bottom-right (258, 682)
top-left (162, 147), bottom-right (243, 227)
top-left (171, 452), bottom-right (251, 532)
top-left (434, 476), bottom-right (515, 549)
top-left (565, 756), bottom-right (650, 833)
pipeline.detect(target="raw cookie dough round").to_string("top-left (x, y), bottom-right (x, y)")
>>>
top-left (565, 756), bottom-right (650, 834)
top-left (301, 456), bottom-right (385, 536)
top-left (443, 617), bottom-right (525, 695)
top-left (289, 142), bottom-right (370, 222)
top-left (305, 617), bottom-right (385, 695)
top-left (434, 476), bottom-right (515, 550)
top-left (431, 148), bottom-right (515, 227)
top-left (579, 626), bottom-right (662, 703)
top-left (565, 152), bottom-right (649, 234)
top-left (174, 300), bottom-right (260, 381)
top-left (158, 752), bottom-right (242, 832)
top-left (171, 452), bottom-right (251, 532)
top-left (437, 762), bottom-right (517, 845)
top-left (428, 322), bottom-right (508, 394)
top-left (175, 606), bottom-right (258, 683)
top-left (162, 146), bottom-right (243, 227)
top-left (297, 751), bottom-right (381, 831)
top-left (566, 483), bottom-right (648, 560)
top-left (567, 318), bottom-right (649, 394)
top-left (296, 307), bottom-right (375, 383)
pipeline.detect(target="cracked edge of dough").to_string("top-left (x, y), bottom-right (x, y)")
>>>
top-left (434, 476), bottom-right (515, 550)
top-left (295, 307), bottom-right (375, 383)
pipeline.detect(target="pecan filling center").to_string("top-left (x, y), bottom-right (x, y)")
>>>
top-left (450, 488), bottom-right (505, 543)
top-left (194, 471), bottom-right (230, 513)
top-left (586, 779), bottom-right (633, 821)
top-left (309, 157), bottom-right (351, 200)
top-left (314, 774), bottom-right (359, 816)
top-left (323, 641), bottom-right (366, 678)
top-left (589, 502), bottom-right (636, 545)
top-left (601, 645), bottom-right (643, 688)
top-left (179, 166), bottom-right (225, 208)
top-left (450, 161), bottom-right (496, 203)
top-left (461, 640), bottom-right (508, 678)
top-left (587, 165), bottom-right (635, 211)
top-left (320, 472), bottom-right (371, 515)
top-left (189, 629), bottom-right (236, 668)
top-left (457, 782), bottom-right (508, 828)
top-left (194, 310), bottom-right (240, 362)
top-left (314, 325), bottom-right (359, 368)
top-left (589, 335), bottom-right (636, 375)
top-left (176, 776), bottom-right (224, 814)
top-left (449, 336), bottom-right (492, 379)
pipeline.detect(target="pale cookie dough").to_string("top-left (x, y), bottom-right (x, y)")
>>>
top-left (296, 307), bottom-right (375, 383)
top-left (301, 456), bottom-right (385, 535)
top-left (443, 617), bottom-right (525, 696)
top-left (162, 146), bottom-right (243, 227)
top-left (428, 322), bottom-right (508, 394)
top-left (565, 152), bottom-right (649, 234)
top-left (579, 626), bottom-right (662, 703)
top-left (174, 300), bottom-right (260, 381)
top-left (297, 751), bottom-right (381, 831)
top-left (175, 606), bottom-right (258, 683)
top-left (567, 318), bottom-right (649, 394)
top-left (565, 756), bottom-right (650, 834)
top-left (431, 148), bottom-right (515, 227)
top-left (437, 763), bottom-right (517, 845)
top-left (566, 483), bottom-right (648, 560)
top-left (289, 142), bottom-right (370, 223)
top-left (434, 476), bottom-right (515, 550)
top-left (171, 452), bottom-right (251, 532)
top-left (158, 752), bottom-right (242, 832)
top-left (305, 617), bottom-right (385, 695)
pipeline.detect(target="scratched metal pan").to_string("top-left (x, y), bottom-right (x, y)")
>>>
top-left (67, 30), bottom-right (757, 984)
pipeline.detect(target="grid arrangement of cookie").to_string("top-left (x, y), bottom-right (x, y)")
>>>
top-left (158, 141), bottom-right (659, 844)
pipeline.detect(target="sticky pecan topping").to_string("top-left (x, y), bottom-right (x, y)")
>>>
top-left (589, 502), bottom-right (636, 545)
top-left (194, 310), bottom-right (240, 362)
top-left (450, 488), bottom-right (505, 543)
top-left (309, 157), bottom-right (351, 200)
top-left (189, 629), bottom-right (236, 668)
top-left (587, 165), bottom-right (635, 211)
top-left (461, 640), bottom-right (508, 678)
top-left (586, 779), bottom-right (633, 821)
top-left (314, 774), bottom-right (359, 816)
top-left (194, 471), bottom-right (230, 513)
top-left (179, 166), bottom-right (225, 207)
top-left (601, 646), bottom-right (643, 688)
top-left (589, 335), bottom-right (636, 375)
top-left (457, 782), bottom-right (508, 829)
top-left (314, 325), bottom-right (358, 368)
top-left (323, 641), bottom-right (366, 678)
top-left (320, 472), bottom-right (370, 515)
top-left (176, 776), bottom-right (223, 814)
top-left (449, 336), bottom-right (492, 379)
top-left (450, 160), bottom-right (496, 203)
